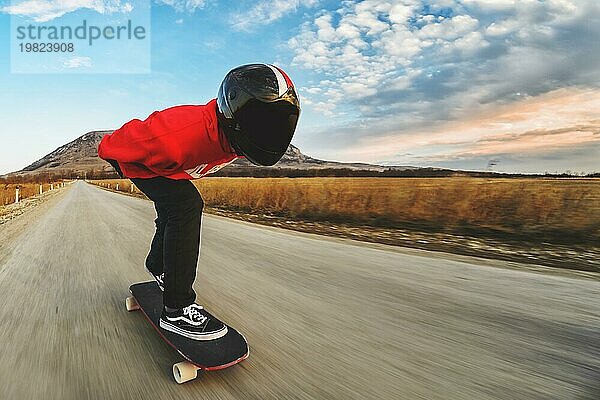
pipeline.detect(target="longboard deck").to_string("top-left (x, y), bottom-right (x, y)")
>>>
top-left (129, 281), bottom-right (249, 370)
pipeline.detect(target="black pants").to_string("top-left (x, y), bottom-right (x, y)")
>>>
top-left (131, 177), bottom-right (203, 308)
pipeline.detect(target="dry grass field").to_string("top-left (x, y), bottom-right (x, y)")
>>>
top-left (91, 177), bottom-right (600, 244)
top-left (0, 182), bottom-right (63, 206)
top-left (92, 180), bottom-right (137, 194)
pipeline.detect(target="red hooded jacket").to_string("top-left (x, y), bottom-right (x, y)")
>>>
top-left (97, 99), bottom-right (239, 180)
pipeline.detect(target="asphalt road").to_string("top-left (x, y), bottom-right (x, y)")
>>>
top-left (0, 180), bottom-right (599, 399)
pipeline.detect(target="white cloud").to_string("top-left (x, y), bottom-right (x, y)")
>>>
top-left (63, 56), bottom-right (92, 69)
top-left (443, 31), bottom-right (489, 55)
top-left (485, 19), bottom-right (519, 36)
top-left (289, 0), bottom-right (599, 118)
top-left (288, 0), bottom-right (425, 115)
top-left (288, 1), bottom-right (485, 117)
top-left (461, 0), bottom-right (516, 11)
top-left (155, 0), bottom-right (206, 13)
top-left (1, 0), bottom-right (133, 22)
top-left (389, 69), bottom-right (423, 91)
top-left (417, 15), bottom-right (479, 40)
top-left (231, 0), bottom-right (318, 31)
top-left (312, 100), bottom-right (336, 116)
top-left (175, 18), bottom-right (183, 24)
top-left (288, 0), bottom-right (600, 171)
top-left (302, 87), bottom-right (322, 94)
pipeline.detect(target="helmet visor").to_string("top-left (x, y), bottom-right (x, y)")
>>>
top-left (234, 99), bottom-right (300, 166)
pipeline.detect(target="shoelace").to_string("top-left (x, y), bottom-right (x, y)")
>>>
top-left (183, 304), bottom-right (207, 324)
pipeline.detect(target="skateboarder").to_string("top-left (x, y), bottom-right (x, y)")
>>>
top-left (98, 64), bottom-right (300, 340)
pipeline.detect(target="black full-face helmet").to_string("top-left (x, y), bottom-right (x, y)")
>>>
top-left (217, 63), bottom-right (301, 166)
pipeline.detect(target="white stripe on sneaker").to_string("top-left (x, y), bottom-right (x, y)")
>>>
top-left (159, 319), bottom-right (228, 341)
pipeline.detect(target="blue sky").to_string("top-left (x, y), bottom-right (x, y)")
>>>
top-left (0, 0), bottom-right (599, 174)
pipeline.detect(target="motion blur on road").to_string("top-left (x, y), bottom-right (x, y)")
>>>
top-left (0, 181), bottom-right (599, 399)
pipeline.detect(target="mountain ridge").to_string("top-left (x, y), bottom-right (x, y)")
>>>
top-left (7, 130), bottom-right (403, 178)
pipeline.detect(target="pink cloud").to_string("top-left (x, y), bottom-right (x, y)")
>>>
top-left (340, 87), bottom-right (600, 162)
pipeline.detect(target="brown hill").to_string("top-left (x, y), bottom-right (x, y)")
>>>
top-left (20, 131), bottom-right (111, 177)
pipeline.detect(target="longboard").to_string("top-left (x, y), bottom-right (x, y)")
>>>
top-left (126, 281), bottom-right (249, 383)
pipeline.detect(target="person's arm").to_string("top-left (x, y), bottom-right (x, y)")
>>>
top-left (99, 110), bottom-right (189, 174)
top-left (98, 114), bottom-right (157, 165)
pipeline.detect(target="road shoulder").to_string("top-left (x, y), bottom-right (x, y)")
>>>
top-left (0, 185), bottom-right (71, 267)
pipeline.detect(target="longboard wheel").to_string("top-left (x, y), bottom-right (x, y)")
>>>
top-left (173, 361), bottom-right (199, 384)
top-left (125, 296), bottom-right (140, 311)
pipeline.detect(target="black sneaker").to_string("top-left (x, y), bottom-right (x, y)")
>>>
top-left (145, 267), bottom-right (164, 291)
top-left (159, 303), bottom-right (228, 341)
